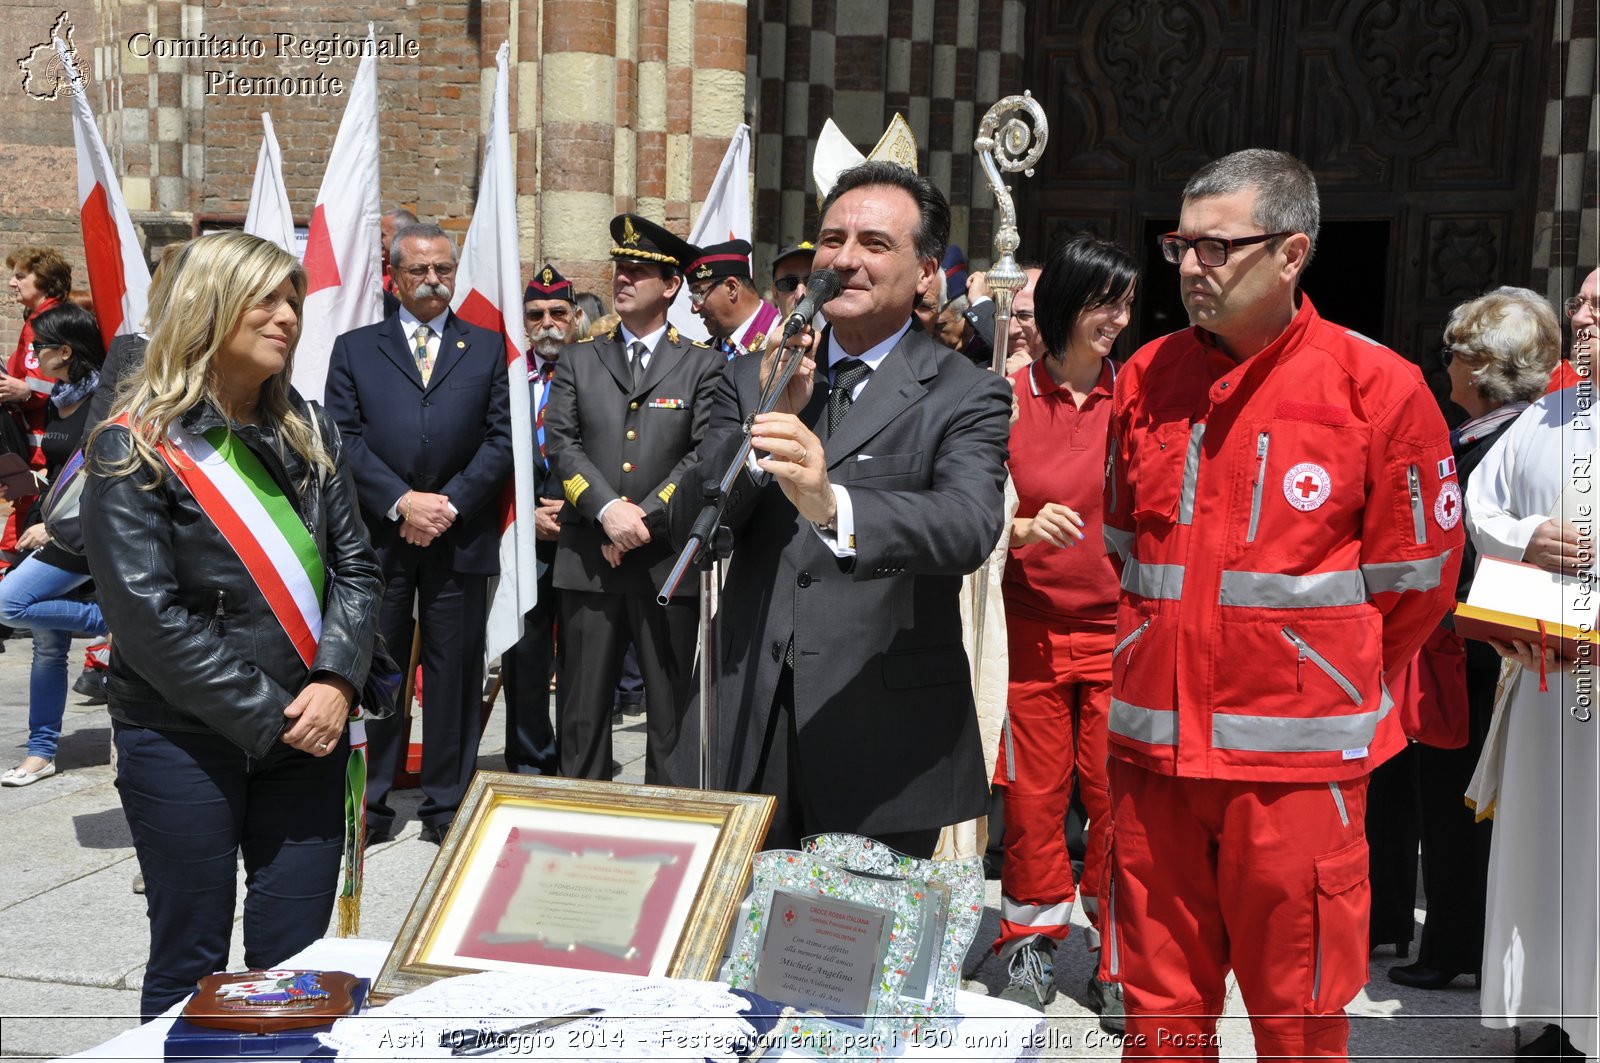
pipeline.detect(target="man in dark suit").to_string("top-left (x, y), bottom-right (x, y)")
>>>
top-left (500, 264), bottom-right (582, 775)
top-left (543, 214), bottom-right (725, 787)
top-left (688, 161), bottom-right (1011, 857)
top-left (324, 223), bottom-right (513, 844)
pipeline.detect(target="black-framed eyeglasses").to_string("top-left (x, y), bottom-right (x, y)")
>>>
top-left (31, 341), bottom-right (64, 357)
top-left (1159, 231), bottom-right (1292, 268)
top-left (1439, 346), bottom-right (1456, 368)
top-left (525, 304), bottom-right (571, 321)
top-left (773, 275), bottom-right (803, 294)
top-left (401, 263), bottom-right (455, 279)
top-left (1566, 295), bottom-right (1596, 318)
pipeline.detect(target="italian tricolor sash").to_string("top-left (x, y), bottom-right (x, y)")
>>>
top-left (116, 414), bottom-right (370, 935)
top-left (160, 421), bottom-right (326, 666)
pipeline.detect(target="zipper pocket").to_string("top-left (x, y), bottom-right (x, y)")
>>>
top-left (1281, 626), bottom-right (1363, 705)
top-left (1113, 618), bottom-right (1151, 662)
top-left (1105, 447), bottom-right (1117, 516)
top-left (210, 590), bottom-right (226, 637)
top-left (1246, 431), bottom-right (1270, 542)
top-left (1406, 465), bottom-right (1426, 545)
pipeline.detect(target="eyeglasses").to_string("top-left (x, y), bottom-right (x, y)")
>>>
top-left (1011, 310), bottom-right (1036, 323)
top-left (1439, 346), bottom-right (1456, 368)
top-left (525, 305), bottom-right (571, 321)
top-left (401, 263), bottom-right (455, 279)
top-left (1566, 295), bottom-right (1596, 318)
top-left (687, 284), bottom-right (714, 308)
top-left (1159, 231), bottom-right (1292, 268)
top-left (773, 275), bottom-right (803, 294)
top-left (31, 342), bottom-right (64, 357)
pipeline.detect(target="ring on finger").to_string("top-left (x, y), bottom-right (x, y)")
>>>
top-left (798, 448), bottom-right (809, 464)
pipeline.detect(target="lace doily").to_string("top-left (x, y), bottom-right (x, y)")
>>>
top-left (318, 968), bottom-right (760, 1061)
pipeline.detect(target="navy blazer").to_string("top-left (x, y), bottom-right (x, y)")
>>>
top-left (324, 311), bottom-right (514, 576)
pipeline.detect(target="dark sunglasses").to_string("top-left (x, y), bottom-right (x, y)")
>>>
top-left (773, 276), bottom-right (803, 294)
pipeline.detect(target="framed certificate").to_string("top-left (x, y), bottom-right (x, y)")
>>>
top-left (372, 773), bottom-right (773, 1002)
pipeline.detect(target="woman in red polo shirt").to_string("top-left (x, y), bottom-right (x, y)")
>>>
top-left (994, 233), bottom-right (1137, 1030)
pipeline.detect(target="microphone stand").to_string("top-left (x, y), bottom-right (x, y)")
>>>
top-left (657, 340), bottom-right (812, 790)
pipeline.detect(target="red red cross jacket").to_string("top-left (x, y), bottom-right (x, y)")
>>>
top-left (1102, 296), bottom-right (1463, 782)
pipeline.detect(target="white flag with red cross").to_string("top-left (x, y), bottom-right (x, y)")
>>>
top-left (450, 42), bottom-right (537, 661)
top-left (56, 38), bottom-right (150, 346)
top-left (292, 25), bottom-right (382, 402)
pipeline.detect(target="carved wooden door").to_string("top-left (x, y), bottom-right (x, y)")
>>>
top-left (1023, 0), bottom-right (1551, 403)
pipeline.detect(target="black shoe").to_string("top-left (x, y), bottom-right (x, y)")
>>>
top-left (419, 823), bottom-right (448, 845)
top-left (1518, 1024), bottom-right (1580, 1057)
top-left (1388, 963), bottom-right (1477, 990)
top-left (75, 670), bottom-right (108, 705)
top-left (1085, 973), bottom-right (1126, 1035)
top-left (363, 824), bottom-right (393, 848)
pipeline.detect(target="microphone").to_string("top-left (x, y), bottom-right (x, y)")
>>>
top-left (778, 268), bottom-right (842, 341)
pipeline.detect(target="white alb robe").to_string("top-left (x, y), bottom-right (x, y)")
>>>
top-left (1464, 383), bottom-right (1599, 1056)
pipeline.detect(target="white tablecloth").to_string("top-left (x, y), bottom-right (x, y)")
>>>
top-left (65, 938), bottom-right (1045, 1061)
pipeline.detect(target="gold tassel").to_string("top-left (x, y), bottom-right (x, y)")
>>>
top-left (337, 893), bottom-right (361, 938)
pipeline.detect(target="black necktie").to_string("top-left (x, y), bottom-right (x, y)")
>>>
top-left (628, 340), bottom-right (647, 390)
top-left (828, 358), bottom-right (871, 433)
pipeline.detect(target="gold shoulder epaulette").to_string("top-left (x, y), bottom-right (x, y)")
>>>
top-left (690, 338), bottom-right (711, 349)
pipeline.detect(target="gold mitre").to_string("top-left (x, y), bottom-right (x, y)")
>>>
top-left (812, 114), bottom-right (920, 206)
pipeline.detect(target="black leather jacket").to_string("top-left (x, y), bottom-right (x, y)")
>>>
top-left (81, 397), bottom-right (385, 758)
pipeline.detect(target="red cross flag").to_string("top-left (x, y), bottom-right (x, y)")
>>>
top-left (451, 42), bottom-right (537, 661)
top-left (293, 25), bottom-right (382, 401)
top-left (55, 38), bottom-right (150, 347)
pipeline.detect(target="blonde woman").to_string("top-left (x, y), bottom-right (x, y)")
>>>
top-left (81, 232), bottom-right (384, 1017)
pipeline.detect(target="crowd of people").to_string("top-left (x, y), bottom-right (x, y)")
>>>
top-left (2, 147), bottom-right (1595, 1059)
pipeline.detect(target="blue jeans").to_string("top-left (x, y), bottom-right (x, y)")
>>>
top-left (0, 555), bottom-right (107, 760)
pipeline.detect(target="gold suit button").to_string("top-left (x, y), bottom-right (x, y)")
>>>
top-left (622, 462), bottom-right (635, 473)
top-left (626, 430), bottom-right (637, 441)
top-left (630, 401), bottom-right (640, 410)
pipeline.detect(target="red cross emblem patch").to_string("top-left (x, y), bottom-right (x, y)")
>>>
top-left (1434, 481), bottom-right (1462, 530)
top-left (1282, 462), bottom-right (1332, 512)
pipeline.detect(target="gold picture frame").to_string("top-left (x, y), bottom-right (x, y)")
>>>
top-left (372, 772), bottom-right (774, 1003)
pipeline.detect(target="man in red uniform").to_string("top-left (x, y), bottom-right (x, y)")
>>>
top-left (1101, 149), bottom-right (1461, 1060)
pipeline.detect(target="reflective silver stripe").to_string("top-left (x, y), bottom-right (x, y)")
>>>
top-left (1000, 896), bottom-right (1076, 927)
top-left (1113, 618), bottom-right (1151, 660)
top-left (1246, 431), bottom-right (1269, 542)
top-left (1104, 524), bottom-right (1133, 562)
top-left (1379, 681), bottom-right (1393, 719)
top-left (1219, 569), bottom-right (1368, 608)
top-left (1282, 626), bottom-right (1364, 705)
top-left (1122, 557), bottom-right (1185, 600)
top-left (1361, 551), bottom-right (1450, 595)
top-left (1407, 465), bottom-right (1427, 544)
top-left (1109, 697), bottom-right (1177, 746)
top-left (1211, 708), bottom-right (1382, 752)
top-left (1329, 781), bottom-right (1349, 827)
top-left (1177, 423), bottom-right (1205, 525)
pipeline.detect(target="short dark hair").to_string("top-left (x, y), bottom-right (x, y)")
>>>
top-left (1183, 149), bottom-right (1321, 267)
top-left (6, 245), bottom-right (72, 301)
top-left (29, 302), bottom-right (106, 384)
top-left (1035, 233), bottom-right (1139, 358)
top-left (389, 223), bottom-right (455, 267)
top-left (819, 162), bottom-right (950, 264)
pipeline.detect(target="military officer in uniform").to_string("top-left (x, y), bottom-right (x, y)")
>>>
top-left (543, 214), bottom-right (726, 787)
top-left (685, 239), bottom-right (780, 359)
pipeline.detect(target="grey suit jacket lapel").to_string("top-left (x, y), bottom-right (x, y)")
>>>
top-left (822, 327), bottom-right (932, 468)
top-left (594, 331), bottom-right (633, 393)
top-left (633, 331), bottom-right (686, 398)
